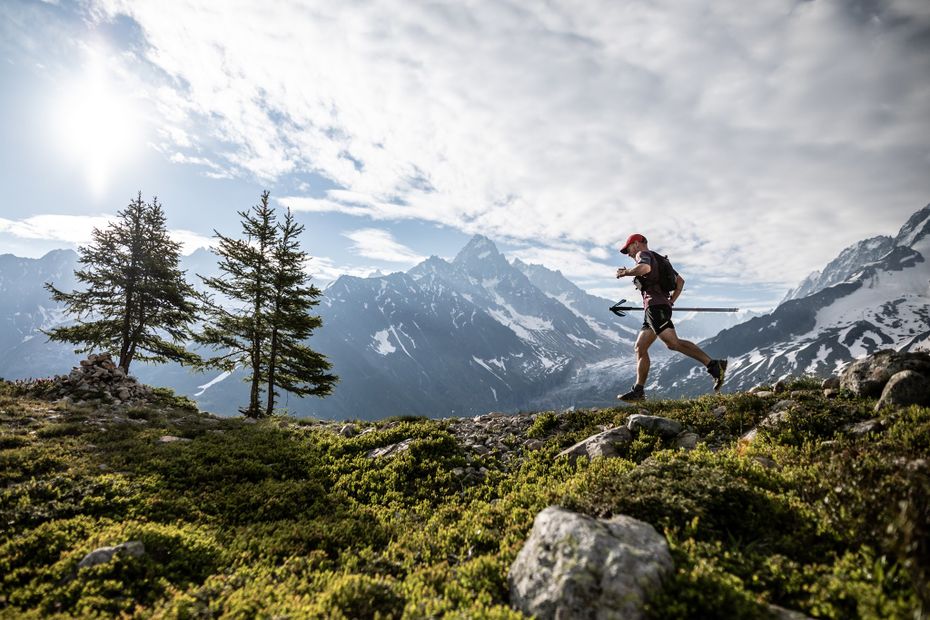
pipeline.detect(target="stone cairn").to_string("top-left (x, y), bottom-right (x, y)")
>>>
top-left (37, 353), bottom-right (154, 406)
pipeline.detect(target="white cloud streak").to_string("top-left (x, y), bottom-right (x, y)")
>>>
top-left (0, 215), bottom-right (215, 256)
top-left (0, 214), bottom-right (113, 244)
top-left (343, 228), bottom-right (426, 264)
top-left (91, 0), bottom-right (930, 286)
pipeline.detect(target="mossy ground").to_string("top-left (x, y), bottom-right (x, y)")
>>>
top-left (0, 378), bottom-right (927, 618)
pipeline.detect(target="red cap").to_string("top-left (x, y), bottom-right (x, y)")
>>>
top-left (620, 233), bottom-right (647, 255)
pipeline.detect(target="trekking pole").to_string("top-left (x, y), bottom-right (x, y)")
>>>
top-left (609, 299), bottom-right (739, 318)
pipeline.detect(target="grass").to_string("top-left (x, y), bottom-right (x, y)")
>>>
top-left (0, 379), bottom-right (926, 618)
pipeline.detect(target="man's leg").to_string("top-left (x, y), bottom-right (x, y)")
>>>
top-left (657, 328), bottom-right (711, 365)
top-left (619, 328), bottom-right (656, 401)
top-left (635, 327), bottom-right (657, 386)
top-left (657, 327), bottom-right (728, 391)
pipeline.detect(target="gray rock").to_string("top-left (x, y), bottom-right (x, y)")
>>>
top-left (844, 418), bottom-right (883, 436)
top-left (840, 350), bottom-right (930, 398)
top-left (78, 540), bottom-right (145, 569)
top-left (626, 414), bottom-right (683, 438)
top-left (366, 437), bottom-right (415, 459)
top-left (673, 431), bottom-right (700, 451)
top-left (338, 424), bottom-right (358, 438)
top-left (711, 405), bottom-right (727, 417)
top-left (158, 435), bottom-right (192, 443)
top-left (768, 603), bottom-right (815, 620)
top-left (557, 427), bottom-right (632, 464)
top-left (740, 411), bottom-right (789, 444)
top-left (770, 399), bottom-right (796, 412)
top-left (509, 506), bottom-right (673, 620)
top-left (823, 388), bottom-right (838, 399)
top-left (821, 376), bottom-right (841, 390)
top-left (876, 369), bottom-right (930, 410)
top-left (752, 390), bottom-right (776, 398)
top-left (753, 456), bottom-right (778, 469)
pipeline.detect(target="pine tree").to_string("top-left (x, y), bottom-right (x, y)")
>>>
top-left (197, 191), bottom-right (335, 417)
top-left (261, 208), bottom-right (336, 416)
top-left (45, 192), bottom-right (200, 373)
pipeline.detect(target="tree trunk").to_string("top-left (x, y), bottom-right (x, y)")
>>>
top-left (266, 325), bottom-right (278, 417)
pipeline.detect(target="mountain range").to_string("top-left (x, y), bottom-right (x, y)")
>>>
top-left (0, 234), bottom-right (746, 417)
top-left (1, 202), bottom-right (926, 416)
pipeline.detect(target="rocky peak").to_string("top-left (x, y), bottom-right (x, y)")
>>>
top-left (452, 235), bottom-right (509, 273)
top-left (894, 202), bottom-right (930, 249)
top-left (782, 235), bottom-right (895, 302)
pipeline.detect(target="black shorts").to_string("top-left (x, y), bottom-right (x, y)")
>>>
top-left (642, 305), bottom-right (674, 335)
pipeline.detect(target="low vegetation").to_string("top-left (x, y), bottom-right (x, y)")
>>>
top-left (0, 377), bottom-right (926, 618)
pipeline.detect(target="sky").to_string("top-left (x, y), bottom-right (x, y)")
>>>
top-left (1, 0), bottom-right (929, 312)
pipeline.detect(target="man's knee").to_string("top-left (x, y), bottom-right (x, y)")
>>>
top-left (663, 335), bottom-right (682, 351)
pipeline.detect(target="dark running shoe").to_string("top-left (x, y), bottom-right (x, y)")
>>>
top-left (618, 385), bottom-right (646, 402)
top-left (707, 359), bottom-right (728, 392)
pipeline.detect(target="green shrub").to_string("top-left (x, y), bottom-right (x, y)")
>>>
top-left (525, 412), bottom-right (558, 438)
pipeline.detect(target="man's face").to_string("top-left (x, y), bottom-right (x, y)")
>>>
top-left (623, 241), bottom-right (641, 259)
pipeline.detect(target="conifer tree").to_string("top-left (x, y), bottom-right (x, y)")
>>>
top-left (45, 192), bottom-right (200, 373)
top-left (262, 208), bottom-right (336, 416)
top-left (197, 191), bottom-right (335, 417)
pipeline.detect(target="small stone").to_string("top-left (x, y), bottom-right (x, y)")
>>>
top-left (711, 405), bottom-right (727, 417)
top-left (557, 427), bottom-right (632, 464)
top-left (753, 390), bottom-right (776, 398)
top-left (78, 541), bottom-right (145, 569)
top-left (367, 438), bottom-right (414, 459)
top-left (524, 439), bottom-right (544, 450)
top-left (843, 419), bottom-right (883, 436)
top-left (158, 435), bottom-right (192, 443)
top-left (770, 399), bottom-right (795, 412)
top-left (752, 456), bottom-right (777, 469)
top-left (672, 431), bottom-right (700, 451)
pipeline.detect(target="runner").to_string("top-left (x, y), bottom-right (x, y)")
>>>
top-left (614, 233), bottom-right (726, 401)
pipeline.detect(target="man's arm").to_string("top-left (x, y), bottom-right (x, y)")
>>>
top-left (616, 263), bottom-right (652, 278)
top-left (670, 273), bottom-right (684, 305)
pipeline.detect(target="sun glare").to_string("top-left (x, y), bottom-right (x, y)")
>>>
top-left (52, 50), bottom-right (141, 197)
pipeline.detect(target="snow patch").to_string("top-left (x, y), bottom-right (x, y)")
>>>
top-left (196, 370), bottom-right (233, 396)
top-left (371, 329), bottom-right (396, 355)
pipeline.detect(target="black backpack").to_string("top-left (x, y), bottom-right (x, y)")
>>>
top-left (636, 251), bottom-right (678, 294)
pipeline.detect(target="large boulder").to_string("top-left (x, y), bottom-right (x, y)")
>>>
top-left (509, 506), bottom-right (673, 620)
top-left (626, 414), bottom-right (683, 438)
top-left (876, 369), bottom-right (930, 410)
top-left (556, 427), bottom-right (632, 464)
top-left (840, 350), bottom-right (930, 398)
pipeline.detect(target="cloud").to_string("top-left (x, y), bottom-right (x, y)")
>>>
top-left (309, 255), bottom-right (385, 285)
top-left (506, 243), bottom-right (616, 283)
top-left (0, 214), bottom-right (113, 244)
top-left (0, 214), bottom-right (216, 256)
top-left (343, 228), bottom-right (426, 264)
top-left (90, 0), bottom-right (930, 286)
top-left (168, 229), bottom-right (215, 255)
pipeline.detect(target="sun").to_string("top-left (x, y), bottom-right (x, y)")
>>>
top-left (52, 50), bottom-right (141, 197)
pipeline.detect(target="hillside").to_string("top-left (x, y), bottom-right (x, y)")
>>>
top-left (1, 363), bottom-right (927, 618)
